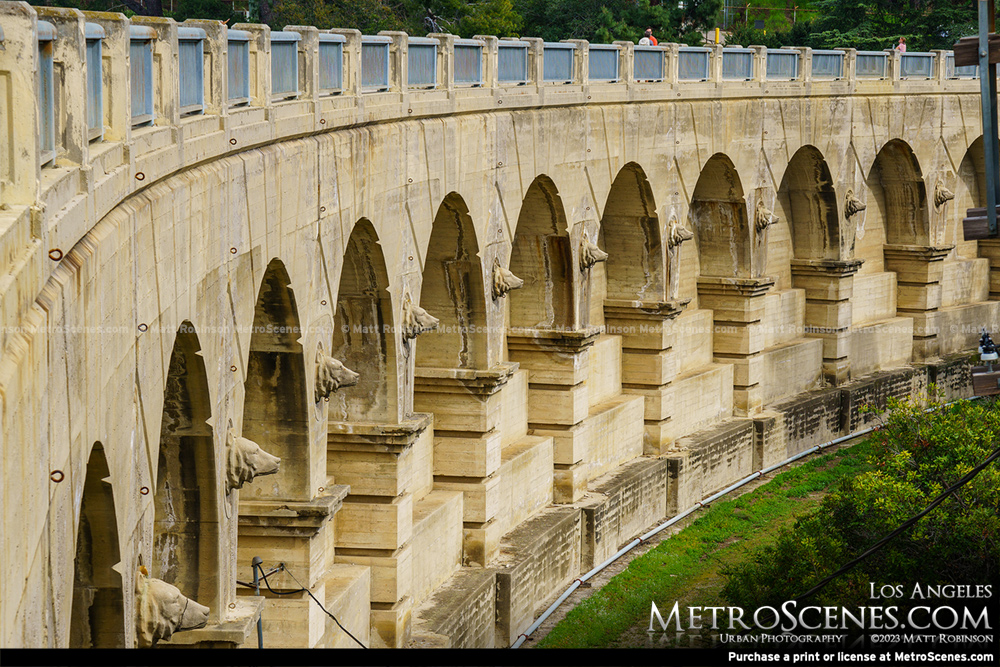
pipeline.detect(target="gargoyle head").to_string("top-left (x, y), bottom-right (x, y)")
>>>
top-left (492, 257), bottom-right (524, 299)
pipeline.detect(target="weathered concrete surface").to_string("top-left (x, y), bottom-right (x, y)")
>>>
top-left (0, 3), bottom-right (994, 648)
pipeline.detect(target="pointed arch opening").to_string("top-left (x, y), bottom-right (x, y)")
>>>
top-left (416, 194), bottom-right (488, 370)
top-left (952, 137), bottom-right (985, 258)
top-left (242, 259), bottom-right (309, 501)
top-left (595, 163), bottom-right (664, 324)
top-left (509, 176), bottom-right (574, 332)
top-left (153, 322), bottom-right (220, 620)
top-left (689, 154), bottom-right (751, 285)
top-left (331, 220), bottom-right (398, 422)
top-left (865, 139), bottom-right (929, 258)
top-left (69, 442), bottom-right (125, 648)
top-left (779, 145), bottom-right (840, 263)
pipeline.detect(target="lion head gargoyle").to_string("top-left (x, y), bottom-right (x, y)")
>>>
top-left (845, 189), bottom-right (866, 218)
top-left (402, 293), bottom-right (439, 339)
top-left (315, 351), bottom-right (360, 402)
top-left (492, 257), bottom-right (524, 299)
top-left (135, 566), bottom-right (209, 648)
top-left (755, 199), bottom-right (777, 233)
top-left (667, 216), bottom-right (694, 250)
top-left (579, 230), bottom-right (608, 271)
top-left (934, 180), bottom-right (955, 208)
top-left (226, 428), bottom-right (280, 492)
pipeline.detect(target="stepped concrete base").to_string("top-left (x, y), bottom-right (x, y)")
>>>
top-left (850, 317), bottom-right (913, 378)
top-left (758, 338), bottom-right (823, 406)
top-left (936, 301), bottom-right (1000, 356)
top-left (533, 394), bottom-right (644, 502)
top-left (371, 596), bottom-right (413, 648)
top-left (410, 490), bottom-right (464, 608)
top-left (768, 386), bottom-right (844, 458)
top-left (840, 367), bottom-right (927, 433)
top-left (335, 544), bottom-right (412, 605)
top-left (438, 435), bottom-right (554, 566)
top-left (665, 419), bottom-right (755, 515)
top-left (409, 569), bottom-right (497, 649)
top-left (578, 457), bottom-right (668, 570)
top-left (664, 363), bottom-right (734, 443)
top-left (321, 565), bottom-right (372, 649)
top-left (494, 507), bottom-right (582, 647)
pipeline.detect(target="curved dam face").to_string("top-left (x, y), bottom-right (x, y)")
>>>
top-left (0, 5), bottom-right (994, 647)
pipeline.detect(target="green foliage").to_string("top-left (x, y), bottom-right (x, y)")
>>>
top-left (515, 0), bottom-right (721, 45)
top-left (170, 0), bottom-right (242, 23)
top-left (721, 393), bottom-right (1000, 613)
top-left (727, 20), bottom-right (822, 49)
top-left (538, 442), bottom-right (873, 647)
top-left (806, 0), bottom-right (977, 51)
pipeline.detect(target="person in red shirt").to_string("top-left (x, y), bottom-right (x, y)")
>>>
top-left (644, 28), bottom-right (658, 46)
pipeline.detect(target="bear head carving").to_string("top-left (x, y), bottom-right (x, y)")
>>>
top-left (402, 294), bottom-right (439, 340)
top-left (226, 429), bottom-right (281, 492)
top-left (315, 352), bottom-right (360, 402)
top-left (135, 567), bottom-right (209, 648)
top-left (579, 230), bottom-right (608, 271)
top-left (492, 258), bottom-right (524, 299)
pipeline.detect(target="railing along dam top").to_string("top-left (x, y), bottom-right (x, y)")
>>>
top-left (0, 0), bottom-right (981, 216)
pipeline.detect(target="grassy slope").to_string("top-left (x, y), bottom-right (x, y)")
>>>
top-left (537, 440), bottom-right (874, 649)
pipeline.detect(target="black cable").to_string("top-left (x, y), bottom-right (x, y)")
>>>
top-left (258, 568), bottom-right (307, 596)
top-left (280, 564), bottom-right (368, 649)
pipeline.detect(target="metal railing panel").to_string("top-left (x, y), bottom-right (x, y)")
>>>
top-left (765, 50), bottom-right (798, 80)
top-left (270, 32), bottom-right (300, 99)
top-left (498, 41), bottom-right (529, 84)
top-left (129, 33), bottom-right (154, 126)
top-left (318, 34), bottom-right (344, 93)
top-left (856, 51), bottom-right (888, 78)
top-left (588, 45), bottom-right (619, 82)
top-left (408, 38), bottom-right (437, 88)
top-left (945, 52), bottom-right (978, 79)
top-left (811, 50), bottom-right (844, 79)
top-left (454, 40), bottom-right (483, 85)
top-left (38, 23), bottom-right (56, 165)
top-left (634, 46), bottom-right (665, 81)
top-left (900, 52), bottom-right (934, 79)
top-left (86, 28), bottom-right (103, 141)
top-left (722, 48), bottom-right (753, 80)
top-left (678, 47), bottom-right (710, 81)
top-left (361, 36), bottom-right (390, 91)
top-left (178, 29), bottom-right (205, 115)
top-left (228, 31), bottom-right (250, 104)
top-left (543, 42), bottom-right (575, 83)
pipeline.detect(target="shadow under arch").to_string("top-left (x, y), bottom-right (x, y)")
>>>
top-left (242, 258), bottom-right (310, 501)
top-left (331, 219), bottom-right (398, 422)
top-left (866, 138), bottom-right (929, 249)
top-left (779, 145), bottom-right (840, 261)
top-left (70, 442), bottom-right (125, 648)
top-left (416, 193), bottom-right (488, 370)
top-left (594, 162), bottom-right (664, 323)
top-left (508, 175), bottom-right (575, 332)
top-left (952, 137), bottom-right (985, 257)
top-left (689, 153), bottom-right (751, 280)
top-left (153, 321), bottom-right (220, 621)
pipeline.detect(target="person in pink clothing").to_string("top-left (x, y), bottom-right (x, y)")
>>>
top-left (896, 36), bottom-right (906, 53)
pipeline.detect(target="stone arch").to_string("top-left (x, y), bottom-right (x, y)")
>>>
top-left (153, 322), bottom-right (220, 620)
top-left (331, 219), bottom-right (398, 422)
top-left (69, 442), bottom-right (125, 648)
top-left (594, 162), bottom-right (664, 323)
top-left (509, 175), bottom-right (574, 331)
top-left (951, 137), bottom-right (984, 258)
top-left (416, 193), bottom-right (488, 370)
top-left (865, 139), bottom-right (929, 253)
top-left (779, 145), bottom-right (840, 261)
top-left (242, 258), bottom-right (309, 500)
top-left (689, 153), bottom-right (752, 281)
